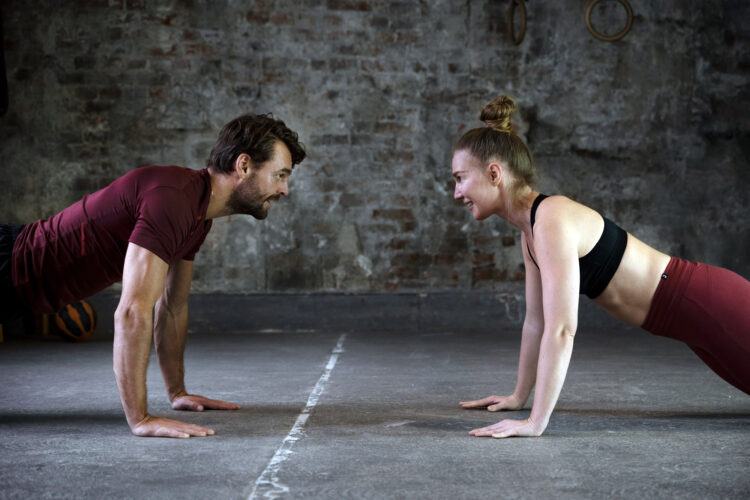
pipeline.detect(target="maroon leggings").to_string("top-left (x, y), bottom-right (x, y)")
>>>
top-left (642, 257), bottom-right (750, 395)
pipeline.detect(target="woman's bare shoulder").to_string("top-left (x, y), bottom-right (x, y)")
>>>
top-left (536, 195), bottom-right (599, 225)
top-left (541, 194), bottom-right (596, 210)
top-left (535, 195), bottom-right (604, 254)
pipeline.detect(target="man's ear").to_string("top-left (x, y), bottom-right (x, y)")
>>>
top-left (488, 162), bottom-right (503, 187)
top-left (234, 153), bottom-right (254, 179)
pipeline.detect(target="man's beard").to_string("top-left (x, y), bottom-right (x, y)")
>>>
top-left (227, 178), bottom-right (278, 220)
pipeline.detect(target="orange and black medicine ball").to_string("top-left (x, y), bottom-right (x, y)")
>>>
top-left (55, 300), bottom-right (97, 342)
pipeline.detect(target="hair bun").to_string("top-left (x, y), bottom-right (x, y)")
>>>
top-left (480, 95), bottom-right (515, 134)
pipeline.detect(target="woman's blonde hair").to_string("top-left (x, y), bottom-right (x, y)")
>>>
top-left (454, 95), bottom-right (535, 203)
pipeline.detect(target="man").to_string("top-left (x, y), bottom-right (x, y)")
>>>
top-left (0, 114), bottom-right (306, 438)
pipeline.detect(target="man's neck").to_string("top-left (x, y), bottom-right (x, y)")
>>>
top-left (206, 168), bottom-right (238, 219)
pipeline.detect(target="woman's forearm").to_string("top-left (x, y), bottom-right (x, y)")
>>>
top-left (528, 326), bottom-right (576, 430)
top-left (513, 322), bottom-right (544, 404)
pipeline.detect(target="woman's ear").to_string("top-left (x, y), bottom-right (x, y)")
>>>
top-left (488, 162), bottom-right (503, 186)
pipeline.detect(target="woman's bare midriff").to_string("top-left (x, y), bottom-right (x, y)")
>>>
top-left (593, 233), bottom-right (672, 327)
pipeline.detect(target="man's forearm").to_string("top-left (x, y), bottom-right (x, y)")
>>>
top-left (154, 299), bottom-right (189, 401)
top-left (113, 306), bottom-right (154, 428)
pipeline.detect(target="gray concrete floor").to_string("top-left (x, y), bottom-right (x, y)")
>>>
top-left (1, 323), bottom-right (748, 499)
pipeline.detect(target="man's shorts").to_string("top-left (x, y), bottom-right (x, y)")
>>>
top-left (0, 224), bottom-right (26, 323)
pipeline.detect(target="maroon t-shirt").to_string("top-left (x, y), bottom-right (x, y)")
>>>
top-left (12, 166), bottom-right (213, 314)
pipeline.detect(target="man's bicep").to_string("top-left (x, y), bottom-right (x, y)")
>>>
top-left (162, 260), bottom-right (194, 308)
top-left (120, 242), bottom-right (170, 308)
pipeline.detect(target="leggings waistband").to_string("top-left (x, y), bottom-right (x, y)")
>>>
top-left (641, 257), bottom-right (697, 335)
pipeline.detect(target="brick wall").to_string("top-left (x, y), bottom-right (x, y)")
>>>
top-left (1, 0), bottom-right (748, 293)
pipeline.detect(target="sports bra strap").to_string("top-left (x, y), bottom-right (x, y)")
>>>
top-left (530, 193), bottom-right (548, 236)
top-left (527, 193), bottom-right (548, 268)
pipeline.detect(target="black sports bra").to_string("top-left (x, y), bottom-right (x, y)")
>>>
top-left (527, 194), bottom-right (628, 299)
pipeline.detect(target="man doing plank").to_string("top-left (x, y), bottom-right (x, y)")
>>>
top-left (0, 114), bottom-right (306, 438)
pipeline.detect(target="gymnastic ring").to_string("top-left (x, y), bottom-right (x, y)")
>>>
top-left (509, 0), bottom-right (526, 45)
top-left (585, 0), bottom-right (633, 42)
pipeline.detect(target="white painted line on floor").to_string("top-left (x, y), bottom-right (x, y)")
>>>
top-left (248, 333), bottom-right (347, 500)
top-left (384, 420), bottom-right (415, 428)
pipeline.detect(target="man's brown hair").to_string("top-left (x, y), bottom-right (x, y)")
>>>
top-left (207, 114), bottom-right (306, 173)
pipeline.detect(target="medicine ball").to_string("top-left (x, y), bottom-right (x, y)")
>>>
top-left (55, 300), bottom-right (97, 342)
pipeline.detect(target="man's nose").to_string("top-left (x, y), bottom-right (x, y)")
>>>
top-left (279, 182), bottom-right (289, 197)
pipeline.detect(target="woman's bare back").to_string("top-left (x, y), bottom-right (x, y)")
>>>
top-left (526, 195), bottom-right (671, 326)
top-left (594, 233), bottom-right (671, 326)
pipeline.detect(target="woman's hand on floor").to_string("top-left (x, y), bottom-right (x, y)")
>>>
top-left (459, 394), bottom-right (523, 412)
top-left (469, 417), bottom-right (544, 438)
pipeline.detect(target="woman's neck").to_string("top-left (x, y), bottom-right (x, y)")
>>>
top-left (495, 187), bottom-right (538, 234)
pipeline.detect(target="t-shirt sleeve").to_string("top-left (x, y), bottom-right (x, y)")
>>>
top-left (179, 220), bottom-right (212, 261)
top-left (128, 187), bottom-right (194, 264)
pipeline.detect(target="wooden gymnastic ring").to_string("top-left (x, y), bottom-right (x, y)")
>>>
top-left (585, 0), bottom-right (633, 42)
top-left (509, 0), bottom-right (527, 45)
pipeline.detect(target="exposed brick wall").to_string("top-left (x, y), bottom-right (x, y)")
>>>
top-left (1, 0), bottom-right (748, 294)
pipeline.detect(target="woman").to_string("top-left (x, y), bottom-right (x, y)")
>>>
top-left (453, 95), bottom-right (750, 439)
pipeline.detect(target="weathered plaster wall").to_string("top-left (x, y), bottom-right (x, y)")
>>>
top-left (1, 0), bottom-right (748, 294)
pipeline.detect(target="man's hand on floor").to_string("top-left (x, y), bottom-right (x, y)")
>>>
top-left (171, 393), bottom-right (241, 412)
top-left (131, 414), bottom-right (215, 438)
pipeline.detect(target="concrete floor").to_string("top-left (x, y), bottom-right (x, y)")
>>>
top-left (1, 322), bottom-right (749, 499)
